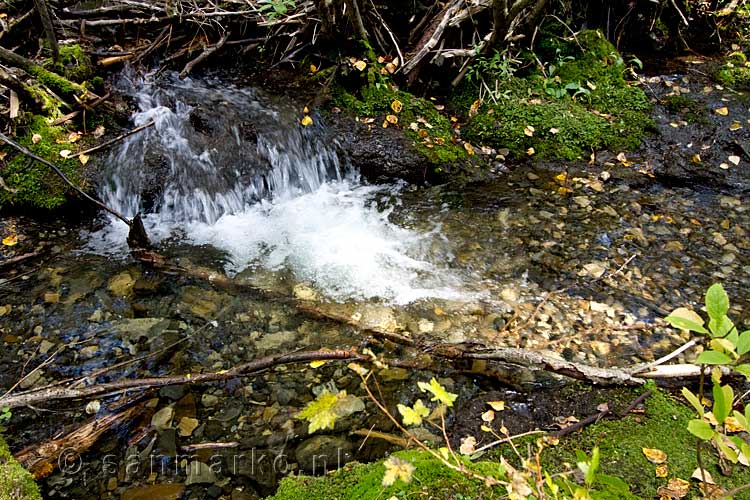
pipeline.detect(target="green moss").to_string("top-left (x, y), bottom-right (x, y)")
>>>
top-left (0, 434), bottom-right (42, 500)
top-left (332, 83), bottom-right (469, 166)
top-left (55, 44), bottom-right (93, 82)
top-left (458, 30), bottom-right (653, 160)
top-left (268, 449), bottom-right (507, 500)
top-left (662, 95), bottom-right (707, 124)
top-left (715, 52), bottom-right (750, 90)
top-left (542, 384), bottom-right (750, 498)
top-left (0, 114), bottom-right (83, 209)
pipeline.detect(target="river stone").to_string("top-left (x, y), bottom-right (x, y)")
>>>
top-left (255, 330), bottom-right (296, 351)
top-left (108, 271), bottom-right (136, 297)
top-left (120, 484), bottom-right (185, 500)
top-left (115, 318), bottom-right (168, 343)
top-left (202, 394), bottom-right (220, 407)
top-left (151, 406), bottom-right (174, 431)
top-left (295, 435), bottom-right (353, 474)
top-left (43, 292), bottom-right (60, 303)
top-left (186, 461), bottom-right (217, 485)
top-left (178, 417), bottom-right (199, 437)
top-left (179, 286), bottom-right (227, 319)
top-left (173, 393), bottom-right (197, 419)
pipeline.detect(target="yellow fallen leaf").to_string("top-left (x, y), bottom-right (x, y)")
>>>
top-left (382, 120), bottom-right (389, 128)
top-left (390, 100), bottom-right (403, 113)
top-left (729, 121), bottom-right (742, 130)
top-left (469, 99), bottom-right (481, 118)
top-left (463, 142), bottom-right (474, 156)
top-left (68, 132), bottom-right (81, 143)
top-left (79, 154), bottom-right (89, 165)
top-left (487, 401), bottom-right (505, 411)
top-left (481, 410), bottom-right (495, 422)
top-left (353, 60), bottom-right (367, 71)
top-left (385, 62), bottom-right (396, 74)
top-left (92, 125), bottom-right (105, 138)
top-left (669, 122), bottom-right (680, 128)
top-left (409, 122), bottom-right (419, 131)
top-left (309, 64), bottom-right (318, 74)
top-left (59, 150), bottom-right (72, 159)
top-left (459, 436), bottom-right (476, 455)
top-left (724, 416), bottom-right (743, 433)
top-left (382, 456), bottom-right (414, 486)
top-left (524, 125), bottom-right (535, 137)
top-left (691, 468), bottom-right (715, 484)
top-left (642, 447), bottom-right (667, 464)
top-left (347, 362), bottom-right (369, 376)
top-left (2, 234), bottom-right (18, 246)
top-left (657, 477), bottom-right (690, 499)
top-left (386, 114), bottom-right (398, 124)
top-left (301, 115), bottom-right (313, 127)
top-left (715, 107), bottom-right (729, 116)
top-left (31, 133), bottom-right (42, 144)
top-left (656, 464), bottom-right (669, 478)
top-left (303, 106), bottom-right (309, 114)
top-left (309, 360), bottom-right (327, 368)
top-left (527, 147), bottom-right (535, 156)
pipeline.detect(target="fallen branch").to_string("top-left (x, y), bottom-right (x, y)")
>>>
top-left (70, 120), bottom-right (154, 158)
top-left (0, 348), bottom-right (363, 409)
top-left (552, 390), bottom-right (652, 438)
top-left (14, 399), bottom-right (147, 479)
top-left (0, 251), bottom-right (42, 269)
top-left (179, 31), bottom-right (230, 79)
top-left (402, 0), bottom-right (461, 78)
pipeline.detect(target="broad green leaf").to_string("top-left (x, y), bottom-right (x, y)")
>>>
top-left (417, 378), bottom-right (458, 407)
top-left (664, 307), bottom-right (708, 334)
top-left (706, 283), bottom-right (729, 322)
top-left (715, 435), bottom-right (739, 463)
top-left (737, 331), bottom-right (750, 355)
top-left (688, 419), bottom-right (714, 440)
top-left (586, 447), bottom-right (600, 486)
top-left (397, 399), bottom-right (430, 426)
top-left (708, 315), bottom-right (735, 339)
top-left (682, 387), bottom-right (705, 418)
top-left (710, 337), bottom-right (737, 354)
top-left (695, 350), bottom-right (732, 365)
top-left (713, 384), bottom-right (734, 425)
top-left (734, 364), bottom-right (750, 380)
top-left (732, 410), bottom-right (749, 432)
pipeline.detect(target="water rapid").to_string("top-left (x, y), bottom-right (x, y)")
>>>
top-left (86, 73), bottom-right (468, 304)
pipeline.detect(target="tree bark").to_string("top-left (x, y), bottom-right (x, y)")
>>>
top-left (33, 0), bottom-right (59, 61)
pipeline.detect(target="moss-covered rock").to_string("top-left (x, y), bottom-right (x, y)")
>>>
top-left (268, 449), bottom-right (507, 500)
top-left (331, 81), bottom-right (469, 167)
top-left (459, 30), bottom-right (653, 160)
top-left (541, 384), bottom-right (750, 498)
top-left (54, 44), bottom-right (94, 82)
top-left (0, 114), bottom-right (84, 209)
top-left (715, 51), bottom-right (750, 90)
top-left (0, 434), bottom-right (42, 500)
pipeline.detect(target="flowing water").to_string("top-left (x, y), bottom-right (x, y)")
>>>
top-left (2, 72), bottom-right (750, 499)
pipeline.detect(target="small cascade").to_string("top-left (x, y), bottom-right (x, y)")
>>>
top-left (87, 72), bottom-right (471, 304)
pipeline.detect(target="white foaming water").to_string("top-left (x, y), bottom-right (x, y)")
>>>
top-left (86, 73), bottom-right (470, 304)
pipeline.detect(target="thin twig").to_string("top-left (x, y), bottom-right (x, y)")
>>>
top-left (70, 120), bottom-right (155, 158)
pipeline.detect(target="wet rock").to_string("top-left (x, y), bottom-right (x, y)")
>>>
top-left (115, 318), bottom-right (169, 343)
top-left (120, 484), bottom-right (185, 500)
top-left (157, 429), bottom-right (177, 457)
top-left (19, 369), bottom-right (43, 389)
top-left (179, 287), bottom-right (228, 319)
top-left (185, 461), bottom-right (217, 485)
top-left (173, 393), bottom-right (197, 420)
top-left (293, 283), bottom-right (319, 301)
top-left (295, 435), bottom-right (353, 474)
top-left (255, 330), bottom-right (296, 351)
top-left (178, 417), bottom-right (199, 437)
top-left (108, 271), bottom-right (137, 297)
top-left (160, 385), bottom-right (187, 402)
top-left (202, 394), bottom-right (220, 407)
top-left (151, 406), bottom-right (174, 431)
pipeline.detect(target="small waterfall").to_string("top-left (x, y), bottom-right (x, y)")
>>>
top-left (100, 72), bottom-right (343, 224)
top-left (88, 72), bottom-right (469, 304)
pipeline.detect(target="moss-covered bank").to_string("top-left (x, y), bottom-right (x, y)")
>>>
top-left (0, 115), bottom-right (86, 209)
top-left (0, 435), bottom-right (42, 500)
top-left (459, 30), bottom-right (654, 160)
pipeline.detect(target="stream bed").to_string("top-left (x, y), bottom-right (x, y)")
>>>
top-left (0, 71), bottom-right (749, 499)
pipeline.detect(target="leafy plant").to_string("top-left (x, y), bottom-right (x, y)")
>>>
top-left (259, 0), bottom-right (296, 19)
top-left (0, 407), bottom-right (11, 433)
top-left (664, 284), bottom-right (750, 478)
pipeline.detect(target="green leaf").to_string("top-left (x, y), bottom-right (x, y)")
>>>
top-left (682, 387), bottom-right (705, 418)
top-left (709, 315), bottom-right (735, 339)
top-left (296, 389), bottom-right (364, 433)
top-left (713, 384), bottom-right (734, 425)
top-left (715, 435), bottom-right (739, 463)
top-left (695, 350), bottom-right (732, 365)
top-left (688, 419), bottom-right (715, 440)
top-left (417, 378), bottom-right (458, 407)
top-left (737, 331), bottom-right (750, 355)
top-left (586, 447), bottom-right (600, 486)
top-left (664, 307), bottom-right (708, 334)
top-left (734, 364), bottom-right (750, 380)
top-left (706, 283), bottom-right (729, 322)
top-left (732, 410), bottom-right (749, 432)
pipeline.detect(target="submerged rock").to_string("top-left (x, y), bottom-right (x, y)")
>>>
top-left (295, 435), bottom-right (353, 474)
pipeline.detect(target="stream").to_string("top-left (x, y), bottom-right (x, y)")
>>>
top-left (1, 71), bottom-right (749, 499)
